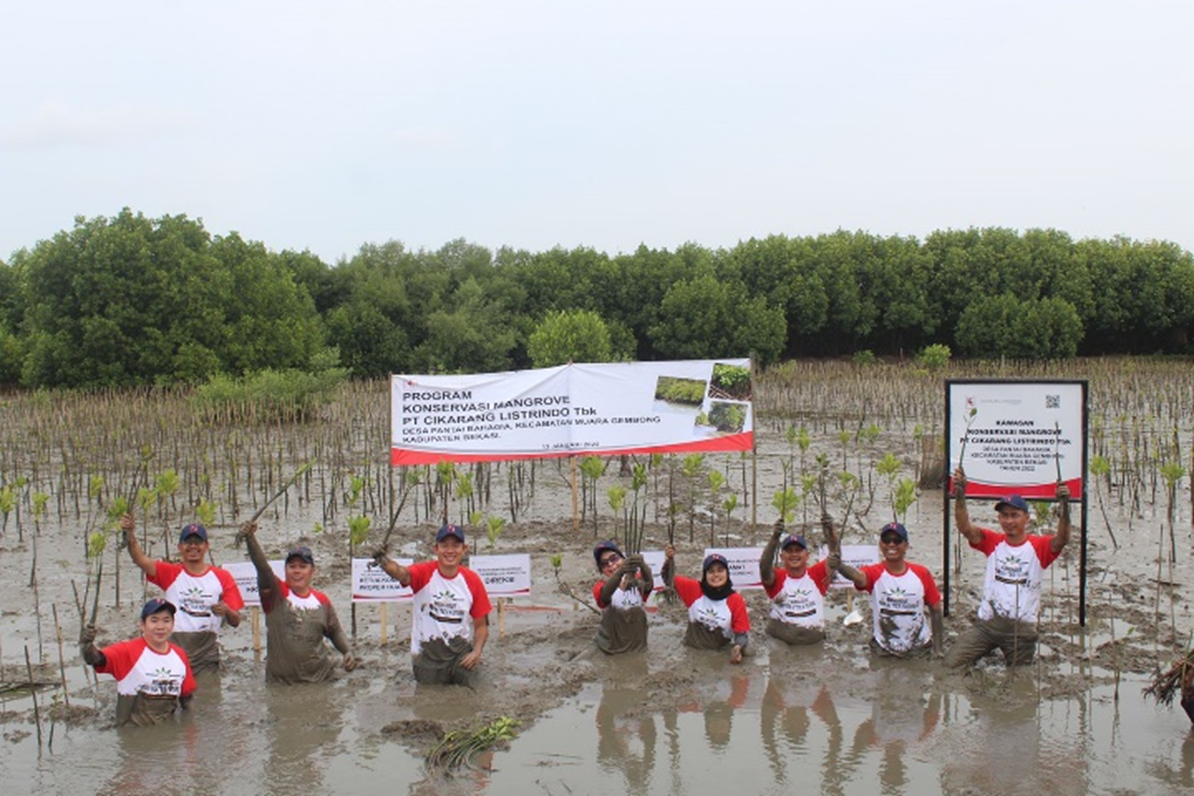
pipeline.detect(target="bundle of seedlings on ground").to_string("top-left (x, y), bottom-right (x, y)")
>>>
top-left (1143, 648), bottom-right (1194, 707)
top-left (425, 716), bottom-right (520, 774)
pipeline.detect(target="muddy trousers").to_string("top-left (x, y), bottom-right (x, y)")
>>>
top-left (945, 617), bottom-right (1038, 668)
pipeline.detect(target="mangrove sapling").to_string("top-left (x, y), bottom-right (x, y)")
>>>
top-left (550, 555), bottom-right (599, 614)
top-left (485, 516), bottom-right (505, 550)
top-left (722, 493), bottom-right (738, 549)
top-left (625, 463), bottom-right (649, 554)
top-left (1087, 456), bottom-right (1120, 549)
top-left (426, 715), bottom-right (520, 775)
top-left (607, 485), bottom-right (626, 546)
top-left (681, 453), bottom-right (705, 543)
top-left (579, 456), bottom-right (606, 534)
top-left (707, 470), bottom-right (725, 547)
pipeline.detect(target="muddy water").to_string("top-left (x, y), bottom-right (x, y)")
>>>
top-left (4, 430), bottom-right (1194, 794)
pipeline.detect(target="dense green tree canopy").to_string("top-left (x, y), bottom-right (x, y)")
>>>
top-left (2, 211), bottom-right (1192, 389)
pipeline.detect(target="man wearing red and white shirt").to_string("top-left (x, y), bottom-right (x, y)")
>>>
top-left (836, 522), bottom-right (943, 657)
top-left (81, 598), bottom-right (197, 727)
top-left (122, 514), bottom-right (243, 673)
top-left (946, 468), bottom-right (1071, 668)
top-left (374, 524), bottom-right (492, 687)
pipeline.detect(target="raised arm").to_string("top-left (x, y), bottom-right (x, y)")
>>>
top-left (953, 467), bottom-right (983, 546)
top-left (633, 557), bottom-right (654, 600)
top-left (835, 561), bottom-right (868, 590)
top-left (372, 549), bottom-right (412, 587)
top-left (759, 519), bottom-right (784, 588)
top-left (1051, 481), bottom-right (1072, 554)
top-left (240, 521), bottom-right (279, 610)
top-left (661, 545), bottom-right (676, 588)
top-left (120, 513), bottom-right (157, 578)
top-left (79, 623), bottom-right (107, 668)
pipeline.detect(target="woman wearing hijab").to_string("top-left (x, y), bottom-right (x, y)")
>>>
top-left (662, 545), bottom-right (750, 663)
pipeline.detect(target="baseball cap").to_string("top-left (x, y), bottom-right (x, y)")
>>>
top-left (702, 553), bottom-right (729, 573)
top-left (436, 524), bottom-right (466, 544)
top-left (593, 540), bottom-right (624, 567)
top-left (780, 534), bottom-right (808, 551)
top-left (879, 522), bottom-right (909, 543)
top-left (994, 495), bottom-right (1030, 514)
top-left (179, 523), bottom-right (208, 543)
top-left (285, 545), bottom-right (315, 565)
top-left (140, 598), bottom-right (176, 620)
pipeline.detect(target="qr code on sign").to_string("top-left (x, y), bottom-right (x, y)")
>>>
top-left (1045, 394), bottom-right (1060, 409)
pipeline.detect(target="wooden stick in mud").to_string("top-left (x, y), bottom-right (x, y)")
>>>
top-left (379, 482), bottom-right (414, 553)
top-left (25, 646), bottom-right (42, 749)
top-left (51, 604), bottom-right (70, 709)
top-left (380, 603), bottom-right (388, 645)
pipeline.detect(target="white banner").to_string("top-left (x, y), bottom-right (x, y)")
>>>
top-left (946, 380), bottom-right (1086, 500)
top-left (469, 553), bottom-right (532, 597)
top-left (224, 560), bottom-right (285, 608)
top-left (351, 557), bottom-right (415, 603)
top-left (391, 359), bottom-right (753, 464)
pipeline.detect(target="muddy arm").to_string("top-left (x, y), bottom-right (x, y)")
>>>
top-left (373, 549), bottom-right (412, 587)
top-left (1052, 482), bottom-right (1072, 554)
top-left (121, 513), bottom-right (157, 578)
top-left (953, 468), bottom-right (982, 545)
top-left (930, 605), bottom-right (944, 657)
top-left (759, 519), bottom-right (783, 588)
top-left (835, 562), bottom-right (867, 590)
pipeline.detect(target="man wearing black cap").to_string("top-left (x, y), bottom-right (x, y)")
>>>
top-left (946, 468), bottom-right (1071, 668)
top-left (373, 524), bottom-right (492, 687)
top-left (80, 598), bottom-right (197, 726)
top-left (239, 521), bottom-right (357, 683)
top-left (121, 513), bottom-right (244, 673)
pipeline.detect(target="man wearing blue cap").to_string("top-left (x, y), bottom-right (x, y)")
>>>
top-left (120, 513), bottom-right (244, 673)
top-left (373, 524), bottom-right (492, 687)
top-left (759, 516), bottom-right (837, 645)
top-left (946, 467), bottom-right (1071, 668)
top-left (80, 598), bottom-right (197, 726)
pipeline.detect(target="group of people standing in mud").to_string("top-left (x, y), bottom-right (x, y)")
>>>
top-left (80, 466), bottom-right (1072, 727)
top-left (80, 516), bottom-right (492, 726)
top-left (591, 466), bottom-right (1072, 669)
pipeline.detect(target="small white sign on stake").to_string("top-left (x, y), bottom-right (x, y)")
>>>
top-left (469, 553), bottom-right (532, 597)
top-left (224, 560), bottom-right (285, 608)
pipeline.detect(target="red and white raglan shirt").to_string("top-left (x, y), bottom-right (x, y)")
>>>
top-left (592, 580), bottom-right (647, 612)
top-left (764, 560), bottom-right (832, 629)
top-left (855, 563), bottom-right (941, 654)
top-left (408, 562), bottom-right (492, 657)
top-left (95, 637), bottom-right (196, 727)
top-left (147, 561), bottom-right (244, 672)
top-left (672, 576), bottom-right (750, 644)
top-left (260, 580), bottom-right (350, 684)
top-left (970, 528), bottom-right (1059, 624)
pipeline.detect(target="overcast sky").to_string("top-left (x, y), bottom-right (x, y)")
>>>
top-left (3, 2), bottom-right (1191, 265)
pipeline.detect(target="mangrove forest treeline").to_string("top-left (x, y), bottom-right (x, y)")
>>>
top-left (1, 208), bottom-right (1191, 389)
